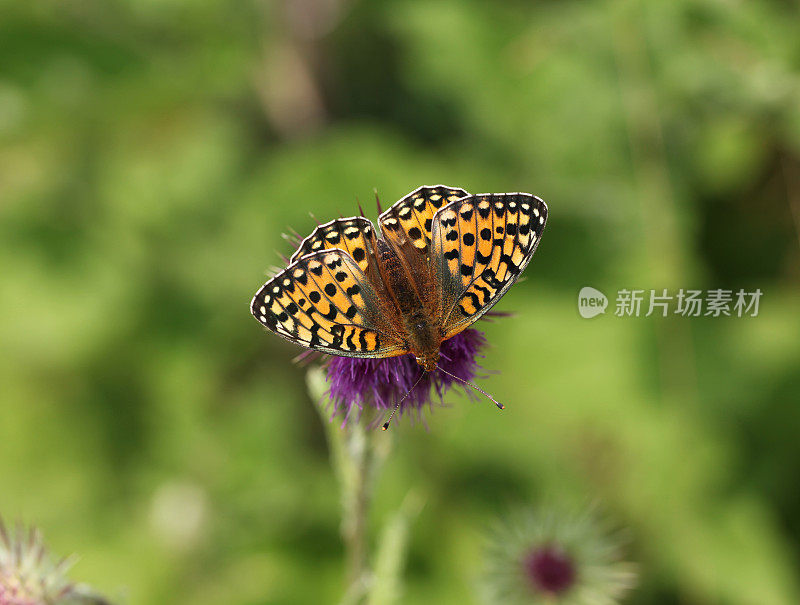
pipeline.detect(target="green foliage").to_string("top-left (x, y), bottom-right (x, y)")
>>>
top-left (1, 0), bottom-right (799, 603)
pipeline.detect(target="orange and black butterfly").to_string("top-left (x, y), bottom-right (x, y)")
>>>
top-left (250, 185), bottom-right (548, 372)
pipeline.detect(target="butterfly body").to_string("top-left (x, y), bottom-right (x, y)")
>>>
top-left (367, 238), bottom-right (440, 369)
top-left (251, 186), bottom-right (548, 371)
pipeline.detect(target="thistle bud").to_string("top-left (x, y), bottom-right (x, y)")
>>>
top-left (0, 517), bottom-right (109, 605)
top-left (481, 506), bottom-right (636, 604)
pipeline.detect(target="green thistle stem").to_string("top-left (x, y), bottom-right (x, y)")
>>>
top-left (306, 368), bottom-right (395, 604)
top-left (368, 491), bottom-right (424, 605)
top-left (342, 420), bottom-right (370, 589)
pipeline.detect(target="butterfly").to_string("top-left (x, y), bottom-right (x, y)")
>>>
top-left (250, 185), bottom-right (548, 372)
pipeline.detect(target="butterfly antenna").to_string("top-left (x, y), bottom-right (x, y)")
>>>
top-left (381, 370), bottom-right (426, 431)
top-left (374, 188), bottom-right (383, 214)
top-left (436, 366), bottom-right (504, 410)
top-left (357, 199), bottom-right (367, 218)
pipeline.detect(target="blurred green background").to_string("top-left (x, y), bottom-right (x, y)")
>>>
top-left (2, 0), bottom-right (800, 603)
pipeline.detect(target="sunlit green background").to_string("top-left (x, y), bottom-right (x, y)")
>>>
top-left (2, 0), bottom-right (800, 603)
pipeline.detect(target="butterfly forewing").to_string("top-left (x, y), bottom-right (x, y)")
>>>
top-left (430, 193), bottom-right (547, 339)
top-left (251, 249), bottom-right (407, 358)
top-left (379, 185), bottom-right (469, 255)
top-left (290, 217), bottom-right (377, 274)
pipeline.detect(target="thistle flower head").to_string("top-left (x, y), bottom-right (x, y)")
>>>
top-left (326, 328), bottom-right (487, 426)
top-left (0, 518), bottom-right (108, 605)
top-left (481, 506), bottom-right (636, 605)
top-left (0, 518), bottom-right (76, 605)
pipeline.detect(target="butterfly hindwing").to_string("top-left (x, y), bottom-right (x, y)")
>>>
top-left (290, 217), bottom-right (377, 274)
top-left (251, 249), bottom-right (407, 358)
top-left (379, 185), bottom-right (469, 254)
top-left (430, 193), bottom-right (547, 339)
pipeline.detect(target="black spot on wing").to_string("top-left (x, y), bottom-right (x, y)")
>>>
top-left (322, 304), bottom-right (337, 320)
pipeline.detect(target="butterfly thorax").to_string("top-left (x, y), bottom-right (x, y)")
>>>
top-left (374, 238), bottom-right (441, 370)
top-left (403, 312), bottom-right (440, 371)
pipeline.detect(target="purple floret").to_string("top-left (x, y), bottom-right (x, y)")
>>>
top-left (326, 329), bottom-right (488, 425)
top-left (524, 545), bottom-right (576, 595)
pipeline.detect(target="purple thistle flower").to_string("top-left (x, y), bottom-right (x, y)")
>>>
top-left (481, 505), bottom-right (637, 605)
top-left (523, 544), bottom-right (576, 595)
top-left (326, 329), bottom-right (488, 426)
